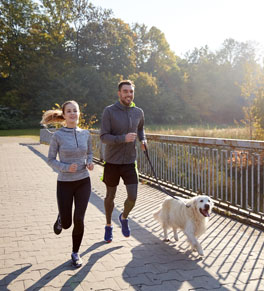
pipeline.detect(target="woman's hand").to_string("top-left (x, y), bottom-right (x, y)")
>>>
top-left (69, 163), bottom-right (78, 173)
top-left (87, 163), bottom-right (94, 171)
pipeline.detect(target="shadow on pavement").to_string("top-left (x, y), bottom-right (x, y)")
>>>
top-left (90, 192), bottom-right (231, 290)
top-left (62, 245), bottom-right (123, 290)
top-left (20, 144), bottom-right (47, 163)
top-left (0, 265), bottom-right (31, 291)
top-left (24, 143), bottom-right (263, 290)
top-left (20, 143), bottom-right (59, 173)
top-left (25, 242), bottom-right (122, 291)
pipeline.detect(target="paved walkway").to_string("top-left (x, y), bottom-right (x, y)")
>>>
top-left (0, 137), bottom-right (263, 291)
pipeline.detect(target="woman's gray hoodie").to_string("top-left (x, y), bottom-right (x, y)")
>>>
top-left (48, 127), bottom-right (93, 181)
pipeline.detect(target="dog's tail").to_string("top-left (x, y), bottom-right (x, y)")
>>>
top-left (153, 209), bottom-right (161, 221)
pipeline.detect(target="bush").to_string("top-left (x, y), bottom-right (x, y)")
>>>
top-left (0, 106), bottom-right (39, 129)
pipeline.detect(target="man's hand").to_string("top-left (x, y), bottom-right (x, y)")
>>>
top-left (141, 140), bottom-right (147, 151)
top-left (125, 132), bottom-right (137, 143)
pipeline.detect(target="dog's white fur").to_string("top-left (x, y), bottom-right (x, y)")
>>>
top-left (153, 195), bottom-right (214, 256)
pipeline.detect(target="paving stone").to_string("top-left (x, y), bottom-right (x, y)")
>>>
top-left (140, 280), bottom-right (182, 291)
top-left (0, 137), bottom-right (263, 291)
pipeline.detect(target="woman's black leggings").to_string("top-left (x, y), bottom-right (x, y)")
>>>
top-left (57, 177), bottom-right (91, 253)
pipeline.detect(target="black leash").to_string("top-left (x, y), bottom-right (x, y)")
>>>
top-left (143, 143), bottom-right (182, 202)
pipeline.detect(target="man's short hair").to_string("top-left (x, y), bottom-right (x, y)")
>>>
top-left (118, 80), bottom-right (135, 91)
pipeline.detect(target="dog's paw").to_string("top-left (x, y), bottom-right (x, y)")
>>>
top-left (191, 247), bottom-right (196, 253)
top-left (163, 238), bottom-right (170, 242)
top-left (174, 235), bottom-right (179, 241)
top-left (197, 247), bottom-right (204, 256)
top-left (191, 247), bottom-right (204, 257)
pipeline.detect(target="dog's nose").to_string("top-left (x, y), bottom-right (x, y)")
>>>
top-left (204, 204), bottom-right (210, 211)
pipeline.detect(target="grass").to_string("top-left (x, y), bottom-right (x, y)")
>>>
top-left (0, 129), bottom-right (40, 141)
top-left (145, 124), bottom-right (252, 140)
top-left (0, 125), bottom-right (253, 140)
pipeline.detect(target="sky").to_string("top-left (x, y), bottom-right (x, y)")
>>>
top-left (90, 0), bottom-right (264, 57)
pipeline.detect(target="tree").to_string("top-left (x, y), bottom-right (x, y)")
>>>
top-left (131, 23), bottom-right (151, 72)
top-left (128, 72), bottom-right (159, 123)
top-left (242, 63), bottom-right (264, 139)
top-left (1, 0), bottom-right (264, 130)
top-left (252, 86), bottom-right (264, 139)
top-left (69, 1), bottom-right (112, 60)
top-left (216, 38), bottom-right (257, 68)
top-left (134, 26), bottom-right (178, 76)
top-left (78, 17), bottom-right (136, 76)
top-left (0, 0), bottom-right (40, 77)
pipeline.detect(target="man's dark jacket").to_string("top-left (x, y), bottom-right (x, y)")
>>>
top-left (100, 101), bottom-right (146, 164)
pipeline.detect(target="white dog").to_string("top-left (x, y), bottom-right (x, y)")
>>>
top-left (153, 195), bottom-right (214, 256)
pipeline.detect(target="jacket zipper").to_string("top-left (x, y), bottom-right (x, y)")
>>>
top-left (74, 129), bottom-right (79, 148)
top-left (129, 116), bottom-right (132, 131)
top-left (123, 111), bottom-right (132, 164)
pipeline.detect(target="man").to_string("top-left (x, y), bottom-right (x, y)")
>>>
top-left (100, 80), bottom-right (146, 242)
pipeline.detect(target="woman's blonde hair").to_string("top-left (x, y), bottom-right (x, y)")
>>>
top-left (40, 100), bottom-right (79, 126)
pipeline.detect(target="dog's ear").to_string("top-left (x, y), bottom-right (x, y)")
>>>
top-left (186, 197), bottom-right (196, 208)
top-left (208, 199), bottom-right (214, 209)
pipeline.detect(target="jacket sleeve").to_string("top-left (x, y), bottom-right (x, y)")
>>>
top-left (137, 109), bottom-right (146, 142)
top-left (47, 134), bottom-right (70, 172)
top-left (86, 132), bottom-right (93, 164)
top-left (100, 108), bottom-right (126, 144)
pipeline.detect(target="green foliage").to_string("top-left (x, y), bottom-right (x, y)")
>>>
top-left (252, 94), bottom-right (264, 139)
top-left (0, 128), bottom-right (39, 137)
top-left (239, 62), bottom-right (264, 139)
top-left (0, 105), bottom-right (38, 129)
top-left (0, 0), bottom-right (263, 133)
top-left (251, 75), bottom-right (264, 139)
top-left (0, 106), bottom-right (23, 129)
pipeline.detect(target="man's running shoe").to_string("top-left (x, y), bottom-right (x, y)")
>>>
top-left (104, 226), bottom-right (113, 243)
top-left (119, 213), bottom-right (130, 237)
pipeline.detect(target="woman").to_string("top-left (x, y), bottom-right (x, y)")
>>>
top-left (41, 100), bottom-right (94, 268)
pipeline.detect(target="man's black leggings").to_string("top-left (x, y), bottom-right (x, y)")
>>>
top-left (57, 177), bottom-right (91, 253)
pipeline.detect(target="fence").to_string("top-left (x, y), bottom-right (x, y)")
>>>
top-left (40, 129), bottom-right (264, 227)
top-left (89, 130), bottom-right (264, 226)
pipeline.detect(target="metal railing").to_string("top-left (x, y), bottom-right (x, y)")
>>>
top-left (40, 129), bottom-right (264, 226)
top-left (90, 130), bottom-right (264, 226)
